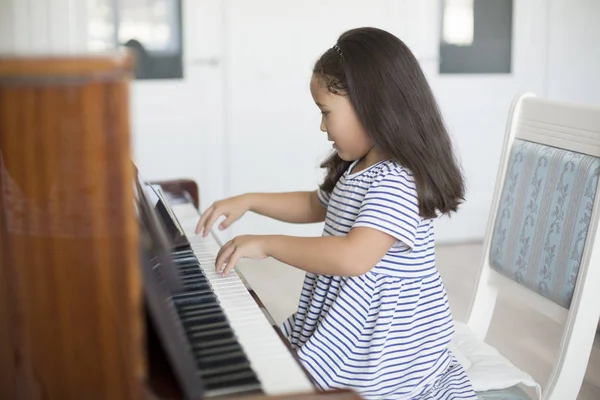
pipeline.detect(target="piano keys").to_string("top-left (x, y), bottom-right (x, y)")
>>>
top-left (136, 178), bottom-right (317, 398)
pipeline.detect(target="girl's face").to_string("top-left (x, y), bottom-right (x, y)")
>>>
top-left (310, 74), bottom-right (373, 162)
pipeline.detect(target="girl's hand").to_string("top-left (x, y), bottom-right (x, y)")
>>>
top-left (195, 194), bottom-right (251, 237)
top-left (215, 235), bottom-right (268, 276)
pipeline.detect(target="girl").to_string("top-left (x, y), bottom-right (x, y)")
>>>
top-left (196, 27), bottom-right (476, 400)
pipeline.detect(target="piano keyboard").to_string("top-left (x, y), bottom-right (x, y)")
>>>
top-left (170, 202), bottom-right (315, 397)
top-left (169, 249), bottom-right (262, 396)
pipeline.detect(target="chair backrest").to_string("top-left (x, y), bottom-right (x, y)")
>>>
top-left (465, 93), bottom-right (600, 400)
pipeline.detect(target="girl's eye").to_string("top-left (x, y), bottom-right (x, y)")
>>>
top-left (321, 111), bottom-right (329, 116)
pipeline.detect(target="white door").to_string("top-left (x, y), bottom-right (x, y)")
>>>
top-left (124, 0), bottom-right (227, 223)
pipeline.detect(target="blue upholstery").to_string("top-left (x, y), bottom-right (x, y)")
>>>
top-left (476, 385), bottom-right (532, 400)
top-left (489, 139), bottom-right (600, 308)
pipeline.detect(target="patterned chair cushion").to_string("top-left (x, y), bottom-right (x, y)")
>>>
top-left (489, 139), bottom-right (600, 308)
top-left (476, 385), bottom-right (532, 400)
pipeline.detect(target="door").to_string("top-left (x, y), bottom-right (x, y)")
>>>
top-left (92, 0), bottom-right (228, 227)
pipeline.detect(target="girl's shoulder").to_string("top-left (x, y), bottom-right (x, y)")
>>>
top-left (355, 159), bottom-right (415, 186)
top-left (343, 159), bottom-right (419, 207)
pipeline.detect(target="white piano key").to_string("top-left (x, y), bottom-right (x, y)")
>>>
top-left (170, 203), bottom-right (315, 396)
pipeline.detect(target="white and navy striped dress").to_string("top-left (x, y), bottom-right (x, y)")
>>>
top-left (281, 159), bottom-right (477, 400)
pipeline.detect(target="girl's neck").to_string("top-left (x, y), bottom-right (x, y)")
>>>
top-left (351, 147), bottom-right (386, 174)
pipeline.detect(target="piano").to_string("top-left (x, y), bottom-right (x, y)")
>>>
top-left (137, 177), bottom-right (331, 399)
top-left (0, 53), bottom-right (362, 400)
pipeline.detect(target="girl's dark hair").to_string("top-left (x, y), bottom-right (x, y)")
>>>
top-left (314, 27), bottom-right (465, 219)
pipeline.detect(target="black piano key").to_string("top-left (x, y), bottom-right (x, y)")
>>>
top-left (182, 286), bottom-right (214, 295)
top-left (179, 305), bottom-right (223, 316)
top-left (199, 360), bottom-right (253, 378)
top-left (177, 268), bottom-right (202, 276)
top-left (180, 283), bottom-right (211, 292)
top-left (191, 336), bottom-right (240, 350)
top-left (182, 284), bottom-right (211, 293)
top-left (181, 281), bottom-right (210, 290)
top-left (181, 311), bottom-right (226, 327)
top-left (187, 320), bottom-right (231, 334)
top-left (189, 326), bottom-right (235, 342)
top-left (194, 343), bottom-right (242, 358)
top-left (179, 268), bottom-right (204, 277)
top-left (177, 267), bottom-right (206, 276)
top-left (177, 263), bottom-right (202, 270)
top-left (176, 305), bottom-right (219, 317)
top-left (181, 282), bottom-right (212, 292)
top-left (174, 302), bottom-right (219, 316)
top-left (179, 269), bottom-right (205, 276)
top-left (172, 290), bottom-right (217, 304)
top-left (202, 370), bottom-right (261, 392)
top-left (172, 246), bottom-right (193, 252)
top-left (180, 274), bottom-right (208, 283)
top-left (177, 303), bottom-right (222, 316)
top-left (195, 350), bottom-right (248, 368)
top-left (178, 267), bottom-right (206, 277)
top-left (173, 285), bottom-right (212, 296)
top-left (175, 260), bottom-right (201, 268)
top-left (181, 279), bottom-right (209, 288)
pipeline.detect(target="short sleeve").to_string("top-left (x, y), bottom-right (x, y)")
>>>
top-left (352, 171), bottom-right (421, 248)
top-left (316, 187), bottom-right (331, 207)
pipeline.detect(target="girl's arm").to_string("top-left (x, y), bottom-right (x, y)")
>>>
top-left (246, 191), bottom-right (326, 224)
top-left (196, 190), bottom-right (326, 236)
top-left (215, 169), bottom-right (421, 276)
top-left (215, 227), bottom-right (397, 277)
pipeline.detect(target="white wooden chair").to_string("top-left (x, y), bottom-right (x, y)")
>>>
top-left (450, 93), bottom-right (600, 400)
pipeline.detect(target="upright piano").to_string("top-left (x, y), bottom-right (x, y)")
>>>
top-left (0, 53), bottom-right (362, 400)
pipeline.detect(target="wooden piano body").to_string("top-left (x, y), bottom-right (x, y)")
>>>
top-left (0, 54), bottom-right (362, 400)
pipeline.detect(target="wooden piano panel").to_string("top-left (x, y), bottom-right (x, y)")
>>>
top-left (0, 55), bottom-right (363, 400)
top-left (0, 55), bottom-right (145, 399)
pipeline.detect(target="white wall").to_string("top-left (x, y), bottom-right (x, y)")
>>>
top-left (545, 0), bottom-right (600, 105)
top-left (223, 0), bottom-right (549, 243)
top-left (127, 0), bottom-right (600, 244)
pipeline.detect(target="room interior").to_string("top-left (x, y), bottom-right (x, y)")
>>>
top-left (1, 0), bottom-right (600, 399)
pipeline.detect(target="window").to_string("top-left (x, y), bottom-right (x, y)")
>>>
top-left (87, 0), bottom-right (183, 80)
top-left (439, 0), bottom-right (513, 74)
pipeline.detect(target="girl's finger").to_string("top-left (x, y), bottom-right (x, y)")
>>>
top-left (195, 206), bottom-right (213, 234)
top-left (219, 214), bottom-right (236, 230)
top-left (203, 209), bottom-right (225, 237)
top-left (215, 241), bottom-right (235, 273)
top-left (222, 250), bottom-right (241, 277)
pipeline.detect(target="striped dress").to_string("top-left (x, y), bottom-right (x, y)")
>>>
top-left (281, 159), bottom-right (477, 400)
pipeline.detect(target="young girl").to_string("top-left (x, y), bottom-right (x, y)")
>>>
top-left (196, 27), bottom-right (476, 400)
